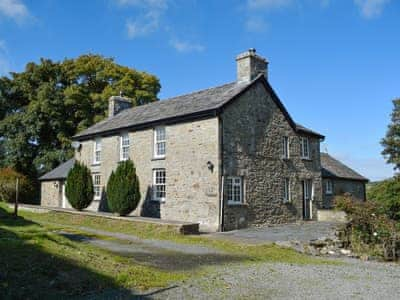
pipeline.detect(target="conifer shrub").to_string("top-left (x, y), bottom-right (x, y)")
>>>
top-left (65, 161), bottom-right (94, 210)
top-left (106, 160), bottom-right (140, 216)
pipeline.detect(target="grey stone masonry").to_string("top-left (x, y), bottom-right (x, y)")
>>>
top-left (108, 96), bottom-right (132, 118)
top-left (322, 178), bottom-right (366, 208)
top-left (236, 48), bottom-right (268, 82)
top-left (221, 80), bottom-right (322, 230)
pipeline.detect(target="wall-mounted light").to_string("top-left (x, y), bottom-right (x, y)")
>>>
top-left (207, 161), bottom-right (214, 172)
top-left (53, 182), bottom-right (59, 189)
top-left (71, 141), bottom-right (82, 152)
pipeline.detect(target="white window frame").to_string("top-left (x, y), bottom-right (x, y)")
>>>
top-left (120, 133), bottom-right (130, 161)
top-left (325, 180), bottom-right (333, 195)
top-left (93, 138), bottom-right (101, 164)
top-left (300, 137), bottom-right (310, 159)
top-left (227, 176), bottom-right (243, 205)
top-left (282, 136), bottom-right (289, 159)
top-left (93, 174), bottom-right (101, 200)
top-left (283, 178), bottom-right (291, 203)
top-left (153, 126), bottom-right (166, 159)
top-left (152, 169), bottom-right (166, 202)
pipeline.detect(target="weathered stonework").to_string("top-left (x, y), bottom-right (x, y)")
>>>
top-left (75, 117), bottom-right (220, 232)
top-left (41, 181), bottom-right (62, 207)
top-left (221, 81), bottom-right (322, 230)
top-left (322, 178), bottom-right (366, 208)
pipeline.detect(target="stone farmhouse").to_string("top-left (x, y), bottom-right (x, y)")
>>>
top-left (40, 49), bottom-right (368, 232)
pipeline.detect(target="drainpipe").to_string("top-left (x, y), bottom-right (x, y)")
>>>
top-left (218, 115), bottom-right (224, 232)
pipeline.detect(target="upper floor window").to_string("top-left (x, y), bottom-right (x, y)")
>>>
top-left (93, 174), bottom-right (101, 200)
top-left (154, 126), bottom-right (166, 158)
top-left (120, 133), bottom-right (130, 161)
top-left (227, 177), bottom-right (243, 205)
top-left (283, 178), bottom-right (291, 203)
top-left (93, 138), bottom-right (101, 164)
top-left (282, 136), bottom-right (289, 159)
top-left (325, 180), bottom-right (333, 195)
top-left (153, 168), bottom-right (166, 201)
top-left (300, 137), bottom-right (310, 159)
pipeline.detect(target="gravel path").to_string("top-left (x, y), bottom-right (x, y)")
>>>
top-left (152, 258), bottom-right (400, 299)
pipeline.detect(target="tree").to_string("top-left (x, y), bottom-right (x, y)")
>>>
top-left (0, 168), bottom-right (33, 203)
top-left (65, 161), bottom-right (94, 210)
top-left (382, 98), bottom-right (400, 171)
top-left (106, 160), bottom-right (140, 216)
top-left (0, 54), bottom-right (160, 201)
top-left (367, 177), bottom-right (400, 221)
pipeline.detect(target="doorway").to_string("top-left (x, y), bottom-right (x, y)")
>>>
top-left (302, 179), bottom-right (313, 220)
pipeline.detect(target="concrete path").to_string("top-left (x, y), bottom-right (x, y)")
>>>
top-left (209, 221), bottom-right (340, 244)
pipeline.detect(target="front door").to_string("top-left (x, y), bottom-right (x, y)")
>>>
top-left (61, 183), bottom-right (67, 208)
top-left (302, 180), bottom-right (313, 220)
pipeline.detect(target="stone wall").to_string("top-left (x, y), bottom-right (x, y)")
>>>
top-left (40, 181), bottom-right (62, 207)
top-left (75, 117), bottom-right (220, 232)
top-left (322, 178), bottom-right (366, 208)
top-left (221, 81), bottom-right (322, 230)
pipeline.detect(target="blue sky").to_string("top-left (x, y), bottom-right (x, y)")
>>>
top-left (0, 0), bottom-right (398, 181)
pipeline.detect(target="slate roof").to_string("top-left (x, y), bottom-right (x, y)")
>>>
top-left (39, 158), bottom-right (75, 181)
top-left (321, 153), bottom-right (368, 182)
top-left (73, 74), bottom-right (324, 140)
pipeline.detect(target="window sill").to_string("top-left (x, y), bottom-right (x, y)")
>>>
top-left (152, 157), bottom-right (165, 161)
top-left (301, 157), bottom-right (312, 161)
top-left (91, 163), bottom-right (101, 167)
top-left (227, 202), bottom-right (247, 207)
top-left (151, 199), bottom-right (166, 203)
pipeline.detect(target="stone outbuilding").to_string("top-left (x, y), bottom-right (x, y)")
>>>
top-left (321, 153), bottom-right (369, 208)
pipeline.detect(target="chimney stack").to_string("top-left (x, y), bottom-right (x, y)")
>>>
top-left (108, 96), bottom-right (132, 118)
top-left (236, 48), bottom-right (268, 83)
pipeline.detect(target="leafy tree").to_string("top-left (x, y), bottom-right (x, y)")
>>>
top-left (0, 54), bottom-right (160, 200)
top-left (106, 160), bottom-right (140, 216)
top-left (65, 161), bottom-right (94, 210)
top-left (382, 98), bottom-right (400, 171)
top-left (367, 177), bottom-right (400, 221)
top-left (0, 168), bottom-right (34, 203)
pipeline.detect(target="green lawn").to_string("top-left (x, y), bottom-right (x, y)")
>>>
top-left (0, 203), bottom-right (337, 298)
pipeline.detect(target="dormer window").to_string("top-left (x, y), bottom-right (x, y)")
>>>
top-left (93, 138), bottom-right (101, 164)
top-left (300, 137), bottom-right (310, 159)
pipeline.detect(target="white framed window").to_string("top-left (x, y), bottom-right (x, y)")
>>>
top-left (300, 137), bottom-right (310, 159)
top-left (153, 169), bottom-right (166, 201)
top-left (154, 127), bottom-right (166, 158)
top-left (93, 174), bottom-right (101, 200)
top-left (227, 177), bottom-right (243, 205)
top-left (93, 138), bottom-right (101, 164)
top-left (325, 180), bottom-right (333, 195)
top-left (283, 178), bottom-right (291, 203)
top-left (120, 133), bottom-right (130, 161)
top-left (282, 136), bottom-right (289, 159)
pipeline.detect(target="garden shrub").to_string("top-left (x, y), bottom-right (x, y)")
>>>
top-left (65, 161), bottom-right (94, 210)
top-left (0, 168), bottom-right (34, 203)
top-left (106, 160), bottom-right (140, 216)
top-left (335, 195), bottom-right (400, 260)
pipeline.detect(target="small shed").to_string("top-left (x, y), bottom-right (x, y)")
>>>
top-left (39, 159), bottom-right (74, 208)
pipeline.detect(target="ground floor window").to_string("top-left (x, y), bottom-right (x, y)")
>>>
top-left (283, 178), bottom-right (291, 203)
top-left (153, 169), bottom-right (166, 201)
top-left (227, 177), bottom-right (243, 205)
top-left (325, 180), bottom-right (333, 195)
top-left (93, 174), bottom-right (101, 200)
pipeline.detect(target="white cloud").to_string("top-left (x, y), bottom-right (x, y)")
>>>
top-left (169, 39), bottom-right (204, 53)
top-left (245, 16), bottom-right (268, 32)
top-left (354, 0), bottom-right (390, 18)
top-left (0, 0), bottom-right (29, 23)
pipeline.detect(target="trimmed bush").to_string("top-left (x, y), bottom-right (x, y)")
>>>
top-left (0, 168), bottom-right (34, 203)
top-left (106, 160), bottom-right (140, 216)
top-left (65, 161), bottom-right (94, 210)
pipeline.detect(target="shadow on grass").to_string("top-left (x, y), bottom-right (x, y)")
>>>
top-left (0, 206), bottom-right (168, 299)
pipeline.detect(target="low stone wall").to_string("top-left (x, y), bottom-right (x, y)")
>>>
top-left (317, 209), bottom-right (347, 223)
top-left (9, 204), bottom-right (200, 235)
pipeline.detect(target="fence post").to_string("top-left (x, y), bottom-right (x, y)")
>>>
top-left (14, 177), bottom-right (19, 218)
